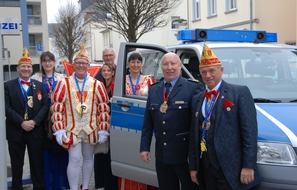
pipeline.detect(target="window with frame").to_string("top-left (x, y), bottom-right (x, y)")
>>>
top-left (208, 0), bottom-right (217, 16)
top-left (193, 0), bottom-right (201, 20)
top-left (226, 0), bottom-right (237, 12)
top-left (171, 16), bottom-right (187, 30)
top-left (103, 32), bottom-right (110, 47)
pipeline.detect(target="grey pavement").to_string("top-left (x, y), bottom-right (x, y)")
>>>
top-left (6, 142), bottom-right (96, 190)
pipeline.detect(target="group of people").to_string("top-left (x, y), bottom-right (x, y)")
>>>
top-left (5, 42), bottom-right (260, 190)
top-left (139, 43), bottom-right (260, 190)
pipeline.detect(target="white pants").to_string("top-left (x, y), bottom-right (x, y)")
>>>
top-left (67, 142), bottom-right (95, 190)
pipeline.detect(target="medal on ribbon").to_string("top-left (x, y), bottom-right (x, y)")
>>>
top-left (74, 74), bottom-right (87, 118)
top-left (76, 103), bottom-right (88, 115)
top-left (27, 96), bottom-right (33, 108)
top-left (160, 82), bottom-right (173, 114)
top-left (202, 121), bottom-right (211, 130)
top-left (160, 102), bottom-right (168, 113)
top-left (200, 137), bottom-right (207, 153)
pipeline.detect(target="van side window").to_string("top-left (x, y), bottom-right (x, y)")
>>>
top-left (124, 49), bottom-right (165, 97)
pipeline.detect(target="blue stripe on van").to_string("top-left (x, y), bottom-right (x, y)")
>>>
top-left (256, 103), bottom-right (297, 145)
top-left (111, 101), bottom-right (146, 131)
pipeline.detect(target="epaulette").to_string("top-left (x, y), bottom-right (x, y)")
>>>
top-left (151, 81), bottom-right (160, 86)
top-left (187, 79), bottom-right (199, 83)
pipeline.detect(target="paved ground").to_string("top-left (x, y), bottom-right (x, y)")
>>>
top-left (6, 143), bottom-right (96, 190)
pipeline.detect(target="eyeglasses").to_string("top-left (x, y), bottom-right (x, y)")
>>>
top-left (103, 54), bottom-right (114, 57)
top-left (41, 60), bottom-right (53, 63)
top-left (74, 62), bottom-right (89, 66)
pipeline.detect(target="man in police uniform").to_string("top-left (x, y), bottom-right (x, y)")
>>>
top-left (140, 52), bottom-right (203, 190)
top-left (5, 48), bottom-right (48, 190)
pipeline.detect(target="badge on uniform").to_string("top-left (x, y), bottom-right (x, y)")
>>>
top-left (223, 99), bottom-right (234, 111)
top-left (37, 90), bottom-right (42, 101)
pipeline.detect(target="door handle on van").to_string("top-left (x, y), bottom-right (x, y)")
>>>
top-left (117, 101), bottom-right (132, 111)
top-left (117, 103), bottom-right (132, 108)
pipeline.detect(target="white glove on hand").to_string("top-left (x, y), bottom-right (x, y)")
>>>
top-left (98, 130), bottom-right (110, 144)
top-left (53, 129), bottom-right (68, 145)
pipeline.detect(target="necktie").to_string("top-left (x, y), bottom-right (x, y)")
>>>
top-left (165, 82), bottom-right (171, 97)
top-left (204, 90), bottom-right (218, 99)
top-left (21, 81), bottom-right (31, 86)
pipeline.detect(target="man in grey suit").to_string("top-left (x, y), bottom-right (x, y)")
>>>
top-left (140, 52), bottom-right (203, 190)
top-left (189, 43), bottom-right (261, 190)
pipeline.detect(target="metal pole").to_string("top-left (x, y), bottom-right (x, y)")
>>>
top-left (250, 0), bottom-right (253, 30)
top-left (20, 0), bottom-right (29, 48)
top-left (0, 30), bottom-right (8, 190)
top-left (8, 50), bottom-right (11, 80)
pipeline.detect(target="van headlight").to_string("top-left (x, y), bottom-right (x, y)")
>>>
top-left (257, 142), bottom-right (297, 165)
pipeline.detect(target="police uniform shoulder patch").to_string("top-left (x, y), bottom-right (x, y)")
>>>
top-left (150, 81), bottom-right (160, 86)
top-left (187, 79), bottom-right (199, 83)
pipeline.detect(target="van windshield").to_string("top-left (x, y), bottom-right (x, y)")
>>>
top-left (212, 47), bottom-right (297, 102)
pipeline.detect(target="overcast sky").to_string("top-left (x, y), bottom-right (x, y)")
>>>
top-left (46, 0), bottom-right (78, 23)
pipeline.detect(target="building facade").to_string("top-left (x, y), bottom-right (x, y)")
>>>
top-left (79, 0), bottom-right (187, 63)
top-left (189, 0), bottom-right (296, 45)
top-left (0, 0), bottom-right (49, 80)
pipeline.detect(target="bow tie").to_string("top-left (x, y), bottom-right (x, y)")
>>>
top-left (204, 90), bottom-right (218, 99)
top-left (21, 81), bottom-right (31, 86)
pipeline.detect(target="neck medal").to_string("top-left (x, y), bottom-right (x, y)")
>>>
top-left (160, 102), bottom-right (168, 113)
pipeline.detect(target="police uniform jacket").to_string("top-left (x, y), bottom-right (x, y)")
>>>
top-left (140, 76), bottom-right (203, 164)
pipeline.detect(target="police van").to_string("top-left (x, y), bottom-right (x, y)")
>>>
top-left (110, 28), bottom-right (297, 189)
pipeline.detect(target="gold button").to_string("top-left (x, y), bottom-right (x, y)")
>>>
top-left (162, 121), bottom-right (165, 124)
top-left (164, 142), bottom-right (167, 146)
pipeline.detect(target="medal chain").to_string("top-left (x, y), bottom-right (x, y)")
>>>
top-left (200, 83), bottom-right (222, 158)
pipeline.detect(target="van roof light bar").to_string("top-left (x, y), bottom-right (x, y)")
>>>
top-left (177, 28), bottom-right (277, 43)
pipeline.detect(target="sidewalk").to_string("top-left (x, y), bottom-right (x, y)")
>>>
top-left (6, 143), bottom-right (96, 190)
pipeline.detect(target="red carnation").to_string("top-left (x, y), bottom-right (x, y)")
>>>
top-left (224, 99), bottom-right (234, 108)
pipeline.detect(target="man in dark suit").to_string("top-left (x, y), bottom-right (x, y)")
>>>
top-left (189, 43), bottom-right (261, 190)
top-left (5, 48), bottom-right (48, 190)
top-left (140, 52), bottom-right (203, 190)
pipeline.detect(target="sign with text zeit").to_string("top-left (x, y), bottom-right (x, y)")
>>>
top-left (0, 18), bottom-right (20, 35)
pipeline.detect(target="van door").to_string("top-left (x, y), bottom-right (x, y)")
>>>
top-left (110, 42), bottom-right (170, 187)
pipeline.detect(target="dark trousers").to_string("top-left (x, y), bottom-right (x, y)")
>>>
top-left (8, 135), bottom-right (44, 190)
top-left (94, 150), bottom-right (118, 190)
top-left (201, 161), bottom-right (232, 190)
top-left (155, 159), bottom-right (199, 190)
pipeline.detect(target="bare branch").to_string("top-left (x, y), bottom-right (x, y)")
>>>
top-left (51, 2), bottom-right (86, 62)
top-left (91, 0), bottom-right (181, 42)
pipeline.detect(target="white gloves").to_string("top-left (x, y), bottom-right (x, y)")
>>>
top-left (53, 129), bottom-right (68, 145)
top-left (98, 130), bottom-right (110, 144)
